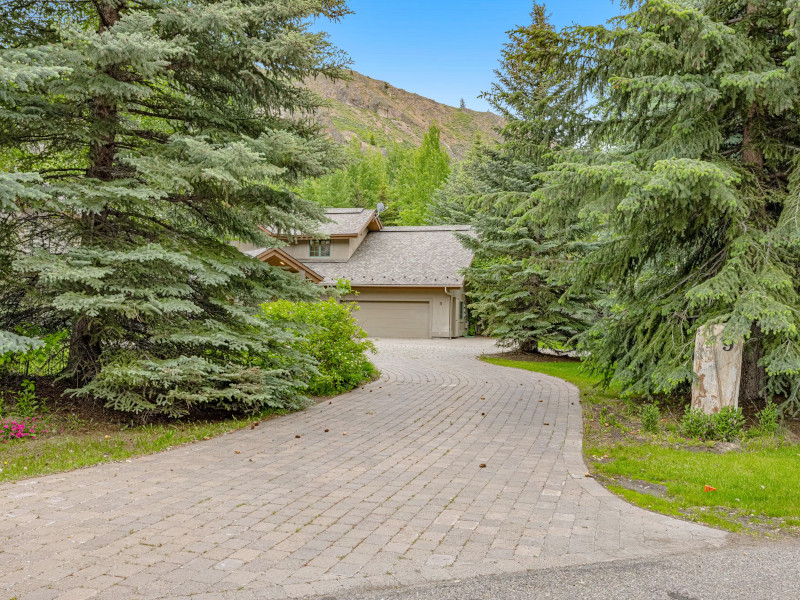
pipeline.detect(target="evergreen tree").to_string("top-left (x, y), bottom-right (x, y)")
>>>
top-left (460, 98), bottom-right (466, 110)
top-left (525, 0), bottom-right (800, 412)
top-left (0, 0), bottom-right (350, 416)
top-left (446, 4), bottom-right (597, 352)
top-left (427, 138), bottom-right (495, 225)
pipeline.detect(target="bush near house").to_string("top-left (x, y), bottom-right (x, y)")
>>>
top-left (259, 298), bottom-right (377, 397)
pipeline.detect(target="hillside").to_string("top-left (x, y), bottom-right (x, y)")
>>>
top-left (305, 70), bottom-right (504, 160)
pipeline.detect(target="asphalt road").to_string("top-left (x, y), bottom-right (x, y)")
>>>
top-left (335, 538), bottom-right (800, 600)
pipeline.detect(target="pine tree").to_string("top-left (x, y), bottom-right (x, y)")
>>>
top-left (525, 0), bottom-right (800, 413)
top-left (0, 0), bottom-right (350, 416)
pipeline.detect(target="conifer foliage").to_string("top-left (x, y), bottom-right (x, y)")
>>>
top-left (524, 0), bottom-right (800, 412)
top-left (435, 5), bottom-right (597, 352)
top-left (0, 0), bottom-right (350, 416)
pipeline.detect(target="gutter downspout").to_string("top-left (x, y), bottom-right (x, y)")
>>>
top-left (444, 287), bottom-right (460, 339)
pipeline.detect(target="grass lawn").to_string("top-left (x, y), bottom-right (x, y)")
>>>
top-left (0, 405), bottom-right (289, 483)
top-left (482, 355), bottom-right (800, 535)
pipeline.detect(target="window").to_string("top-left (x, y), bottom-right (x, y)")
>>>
top-left (459, 301), bottom-right (467, 320)
top-left (309, 239), bottom-right (331, 258)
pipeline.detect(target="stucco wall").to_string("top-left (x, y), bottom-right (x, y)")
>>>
top-left (283, 239), bottom-right (351, 261)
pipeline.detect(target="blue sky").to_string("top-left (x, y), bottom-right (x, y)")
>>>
top-left (319, 1), bottom-right (621, 112)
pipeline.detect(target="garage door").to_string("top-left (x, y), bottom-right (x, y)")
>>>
top-left (354, 301), bottom-right (430, 338)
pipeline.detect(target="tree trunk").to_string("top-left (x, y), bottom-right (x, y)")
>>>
top-left (741, 102), bottom-right (763, 168)
top-left (738, 326), bottom-right (766, 405)
top-left (68, 1), bottom-right (122, 383)
top-left (520, 339), bottom-right (539, 354)
top-left (736, 3), bottom-right (766, 404)
top-left (66, 316), bottom-right (102, 382)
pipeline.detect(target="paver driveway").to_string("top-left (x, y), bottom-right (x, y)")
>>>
top-left (1, 338), bottom-right (728, 600)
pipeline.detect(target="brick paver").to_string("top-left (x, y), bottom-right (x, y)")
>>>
top-left (0, 339), bottom-right (728, 599)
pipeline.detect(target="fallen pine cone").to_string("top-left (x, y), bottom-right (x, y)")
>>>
top-left (295, 435), bottom-right (301, 439)
top-left (479, 463), bottom-right (487, 468)
top-left (324, 429), bottom-right (329, 432)
top-left (543, 422), bottom-right (550, 426)
top-left (235, 450), bottom-right (241, 454)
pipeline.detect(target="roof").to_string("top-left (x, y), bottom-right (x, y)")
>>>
top-left (321, 208), bottom-right (381, 236)
top-left (262, 208), bottom-right (382, 239)
top-left (303, 225), bottom-right (474, 287)
top-left (243, 247), bottom-right (324, 283)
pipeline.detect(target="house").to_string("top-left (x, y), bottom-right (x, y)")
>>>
top-left (241, 208), bottom-right (474, 338)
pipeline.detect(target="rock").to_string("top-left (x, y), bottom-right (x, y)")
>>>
top-left (691, 324), bottom-right (743, 414)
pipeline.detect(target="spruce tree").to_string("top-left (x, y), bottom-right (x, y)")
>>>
top-left (440, 5), bottom-right (596, 352)
top-left (427, 138), bottom-right (496, 226)
top-left (524, 0), bottom-right (800, 412)
top-left (0, 0), bottom-right (350, 416)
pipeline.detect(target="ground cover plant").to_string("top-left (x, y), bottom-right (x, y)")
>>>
top-left (483, 354), bottom-right (800, 535)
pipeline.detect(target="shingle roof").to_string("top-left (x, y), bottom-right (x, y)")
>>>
top-left (262, 208), bottom-right (379, 238)
top-left (304, 226), bottom-right (474, 287)
top-left (319, 208), bottom-right (378, 236)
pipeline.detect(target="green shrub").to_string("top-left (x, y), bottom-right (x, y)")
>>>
top-left (681, 408), bottom-right (714, 439)
top-left (15, 379), bottom-right (39, 417)
top-left (755, 401), bottom-right (780, 436)
top-left (640, 403), bottom-right (660, 434)
top-left (0, 328), bottom-right (68, 377)
top-left (259, 297), bottom-right (376, 396)
top-left (711, 406), bottom-right (745, 442)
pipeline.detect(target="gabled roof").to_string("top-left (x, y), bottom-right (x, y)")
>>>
top-left (243, 247), bottom-right (324, 283)
top-left (303, 225), bottom-right (474, 287)
top-left (262, 208), bottom-right (382, 239)
top-left (321, 208), bottom-right (383, 236)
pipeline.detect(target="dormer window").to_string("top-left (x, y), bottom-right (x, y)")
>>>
top-left (309, 239), bottom-right (331, 258)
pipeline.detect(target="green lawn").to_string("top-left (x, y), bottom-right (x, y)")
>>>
top-left (483, 355), bottom-right (800, 535)
top-left (0, 411), bottom-right (286, 483)
top-left (482, 357), bottom-right (619, 403)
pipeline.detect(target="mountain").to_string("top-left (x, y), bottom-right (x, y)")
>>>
top-left (305, 70), bottom-right (504, 160)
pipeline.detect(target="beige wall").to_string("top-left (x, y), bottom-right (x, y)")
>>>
top-left (347, 286), bottom-right (467, 338)
top-left (284, 238), bottom-right (352, 261)
top-left (348, 228), bottom-right (368, 257)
